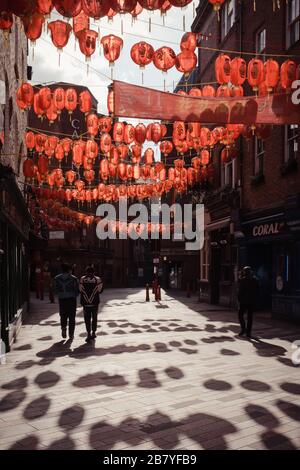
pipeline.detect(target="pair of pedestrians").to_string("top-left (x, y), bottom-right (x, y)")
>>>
top-left (54, 264), bottom-right (103, 343)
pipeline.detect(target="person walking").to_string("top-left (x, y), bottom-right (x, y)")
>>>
top-left (79, 266), bottom-right (103, 343)
top-left (237, 266), bottom-right (259, 339)
top-left (55, 263), bottom-right (79, 340)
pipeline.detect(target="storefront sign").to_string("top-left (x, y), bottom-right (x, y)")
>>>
top-left (252, 222), bottom-right (285, 237)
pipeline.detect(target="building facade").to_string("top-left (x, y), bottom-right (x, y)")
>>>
top-left (191, 0), bottom-right (300, 319)
top-left (0, 16), bottom-right (32, 351)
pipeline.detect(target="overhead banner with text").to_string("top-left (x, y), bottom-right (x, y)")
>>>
top-left (113, 81), bottom-right (300, 125)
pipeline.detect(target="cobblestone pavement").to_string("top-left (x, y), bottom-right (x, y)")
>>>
top-left (0, 288), bottom-right (300, 450)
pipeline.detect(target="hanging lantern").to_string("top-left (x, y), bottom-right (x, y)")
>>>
top-left (118, 162), bottom-right (127, 181)
top-left (131, 2), bottom-right (143, 22)
top-left (38, 87), bottom-right (52, 113)
top-left (201, 149), bottom-right (210, 166)
top-left (77, 29), bottom-right (98, 64)
top-left (230, 85), bottom-right (244, 97)
top-left (84, 169), bottom-right (95, 185)
top-left (22, 12), bottom-right (44, 47)
top-left (46, 101), bottom-right (58, 123)
top-left (230, 57), bottom-right (247, 86)
top-left (25, 131), bottom-right (35, 150)
top-left (208, 0), bottom-right (225, 13)
top-left (144, 148), bottom-right (154, 165)
top-left (16, 83), bottom-right (34, 110)
top-left (160, 1), bottom-right (171, 23)
top-left (83, 154), bottom-right (94, 170)
top-left (36, 0), bottom-right (54, 16)
top-left (86, 139), bottom-right (99, 160)
top-left (48, 135), bottom-right (59, 151)
top-left (79, 90), bottom-right (92, 115)
top-left (248, 58), bottom-right (265, 92)
top-left (202, 85), bottom-right (216, 97)
top-left (189, 87), bottom-right (202, 97)
top-left (72, 142), bottom-right (84, 167)
top-left (133, 165), bottom-right (141, 180)
top-left (216, 85), bottom-right (231, 97)
top-left (113, 122), bottom-right (125, 144)
top-left (180, 32), bottom-right (197, 52)
top-left (153, 46), bottom-right (176, 72)
top-left (35, 134), bottom-right (47, 153)
top-left (53, 0), bottom-right (82, 17)
top-left (264, 59), bottom-right (279, 92)
top-left (175, 140), bottom-right (188, 155)
top-left (131, 144), bottom-right (142, 163)
top-left (48, 20), bottom-right (72, 54)
top-left (86, 113), bottom-right (99, 139)
top-left (101, 34), bottom-right (123, 76)
top-left (160, 140), bottom-right (173, 157)
top-left (134, 123), bottom-right (147, 145)
top-left (81, 0), bottom-right (110, 19)
top-left (131, 41), bottom-right (154, 67)
top-left (0, 11), bottom-right (13, 38)
top-left (55, 143), bottom-right (65, 164)
top-left (100, 159), bottom-right (110, 180)
top-left (107, 7), bottom-right (118, 22)
top-left (280, 60), bottom-right (297, 91)
top-left (147, 122), bottom-right (163, 143)
top-left (100, 133), bottom-right (112, 156)
top-left (99, 116), bottom-right (112, 133)
top-left (138, 0), bottom-right (164, 11)
top-left (23, 158), bottom-right (35, 179)
top-left (53, 87), bottom-right (65, 114)
top-left (61, 138), bottom-right (72, 155)
top-left (38, 155), bottom-right (49, 176)
top-left (73, 10), bottom-right (90, 37)
top-left (173, 121), bottom-right (186, 141)
top-left (215, 54), bottom-right (231, 84)
top-left (110, 146), bottom-right (120, 165)
top-left (124, 124), bottom-right (135, 144)
top-left (175, 51), bottom-right (197, 76)
top-left (118, 143), bottom-right (129, 160)
top-left (200, 127), bottom-right (211, 148)
top-left (65, 87), bottom-right (78, 115)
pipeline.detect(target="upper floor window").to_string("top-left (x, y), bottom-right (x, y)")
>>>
top-left (221, 156), bottom-right (238, 188)
top-left (221, 0), bottom-right (235, 39)
top-left (284, 124), bottom-right (299, 162)
top-left (287, 0), bottom-right (300, 47)
top-left (256, 28), bottom-right (266, 59)
top-left (255, 137), bottom-right (265, 175)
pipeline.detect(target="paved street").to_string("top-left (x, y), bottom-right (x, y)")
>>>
top-left (0, 288), bottom-right (300, 450)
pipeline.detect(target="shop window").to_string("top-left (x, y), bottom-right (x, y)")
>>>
top-left (284, 125), bottom-right (298, 162)
top-left (221, 0), bottom-right (235, 39)
top-left (254, 137), bottom-right (264, 175)
top-left (287, 0), bottom-right (300, 47)
top-left (200, 236), bottom-right (210, 281)
top-left (256, 27), bottom-right (266, 60)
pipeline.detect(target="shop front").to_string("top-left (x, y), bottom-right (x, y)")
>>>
top-left (240, 206), bottom-right (300, 322)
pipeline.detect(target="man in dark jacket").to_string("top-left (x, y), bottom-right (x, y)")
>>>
top-left (55, 263), bottom-right (79, 340)
top-left (237, 266), bottom-right (259, 338)
top-left (79, 266), bottom-right (103, 343)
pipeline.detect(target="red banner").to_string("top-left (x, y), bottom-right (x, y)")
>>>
top-left (113, 80), bottom-right (300, 125)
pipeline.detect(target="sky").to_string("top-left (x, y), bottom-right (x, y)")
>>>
top-left (28, 2), bottom-right (197, 117)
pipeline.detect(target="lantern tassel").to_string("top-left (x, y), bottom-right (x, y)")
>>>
top-left (149, 17), bottom-right (151, 33)
top-left (183, 14), bottom-right (186, 32)
top-left (121, 17), bottom-right (123, 36)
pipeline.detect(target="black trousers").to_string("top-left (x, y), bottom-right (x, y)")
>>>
top-left (238, 304), bottom-right (254, 335)
top-left (83, 306), bottom-right (98, 335)
top-left (59, 298), bottom-right (77, 337)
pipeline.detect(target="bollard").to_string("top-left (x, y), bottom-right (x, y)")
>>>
top-left (146, 284), bottom-right (150, 302)
top-left (187, 282), bottom-right (191, 298)
top-left (157, 285), bottom-right (161, 301)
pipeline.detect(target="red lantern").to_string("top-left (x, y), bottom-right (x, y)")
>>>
top-left (35, 134), bottom-right (47, 153)
top-left (147, 123), bottom-right (163, 143)
top-left (160, 0), bottom-right (171, 17)
top-left (16, 83), bottom-right (34, 110)
top-left (173, 121), bottom-right (186, 141)
top-left (180, 32), bottom-right (197, 52)
top-left (131, 2), bottom-right (143, 20)
top-left (131, 144), bottom-right (142, 163)
top-left (124, 124), bottom-right (135, 144)
top-left (48, 135), bottom-right (59, 151)
top-left (48, 20), bottom-right (72, 50)
top-left (23, 159), bottom-right (34, 179)
top-left (100, 133), bottom-right (112, 155)
top-left (82, 0), bottom-right (110, 19)
top-left (280, 60), bottom-right (297, 91)
top-left (0, 11), bottom-right (13, 37)
top-left (118, 143), bottom-right (129, 160)
top-left (144, 148), bottom-right (154, 165)
top-left (200, 127), bottom-right (211, 147)
top-left (175, 51), bottom-right (197, 75)
top-left (53, 87), bottom-right (65, 114)
top-left (135, 124), bottom-right (147, 145)
top-left (230, 86), bottom-right (244, 97)
top-left (110, 146), bottom-right (119, 165)
top-left (138, 0), bottom-right (164, 10)
top-left (189, 88), bottom-right (202, 97)
top-left (201, 149), bottom-right (210, 166)
top-left (79, 90), bottom-right (92, 115)
top-left (77, 29), bottom-right (98, 60)
top-left (133, 165), bottom-right (141, 180)
top-left (66, 170), bottom-right (76, 184)
top-left (84, 169), bottom-right (95, 185)
top-left (160, 140), bottom-right (173, 157)
top-left (208, 0), bottom-right (225, 12)
top-left (264, 59), bottom-right (279, 92)
top-left (37, 0), bottom-right (54, 15)
top-left (25, 131), bottom-right (35, 150)
top-left (100, 159), bottom-right (110, 180)
top-left (118, 162), bottom-right (127, 181)
top-left (22, 12), bottom-right (44, 45)
top-left (46, 101), bottom-right (58, 123)
top-left (216, 85), bottom-right (231, 97)
top-left (107, 89), bottom-right (114, 114)
top-left (248, 58), bottom-right (265, 91)
top-left (215, 54), bottom-right (231, 84)
top-left (38, 155), bottom-right (48, 175)
top-left (111, 1), bottom-right (137, 13)
top-left (153, 46), bottom-right (176, 72)
top-left (230, 57), bottom-right (247, 86)
top-left (38, 87), bottom-right (52, 113)
top-left (202, 85), bottom-right (216, 97)
top-left (55, 143), bottom-right (65, 163)
top-left (73, 10), bottom-right (90, 37)
top-left (86, 139), bottom-right (99, 160)
top-left (101, 35), bottom-right (123, 66)
top-left (113, 122), bottom-right (125, 144)
top-left (72, 142), bottom-right (84, 167)
top-left (99, 116), bottom-right (112, 133)
top-left (130, 41), bottom-right (154, 68)
top-left (65, 87), bottom-right (78, 115)
top-left (53, 0), bottom-right (82, 17)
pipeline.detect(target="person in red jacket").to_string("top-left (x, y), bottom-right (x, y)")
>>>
top-left (79, 266), bottom-right (103, 343)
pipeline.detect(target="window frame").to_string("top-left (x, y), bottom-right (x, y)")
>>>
top-left (200, 236), bottom-right (210, 282)
top-left (255, 27), bottom-right (266, 60)
top-left (287, 0), bottom-right (300, 48)
top-left (221, 0), bottom-right (236, 40)
top-left (284, 124), bottom-right (299, 162)
top-left (254, 137), bottom-right (265, 175)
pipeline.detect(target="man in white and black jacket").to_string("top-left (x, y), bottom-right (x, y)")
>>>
top-left (79, 266), bottom-right (103, 342)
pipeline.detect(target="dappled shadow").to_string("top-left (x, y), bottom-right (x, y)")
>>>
top-left (249, 339), bottom-right (287, 357)
top-left (137, 369), bottom-right (161, 388)
top-left (47, 435), bottom-right (75, 450)
top-left (220, 348), bottom-right (240, 356)
top-left (23, 396), bottom-right (51, 420)
top-left (165, 367), bottom-right (184, 380)
top-left (276, 400), bottom-right (300, 421)
top-left (245, 404), bottom-right (279, 429)
top-left (261, 430), bottom-right (297, 450)
top-left (9, 435), bottom-right (40, 450)
top-left (14, 344), bottom-right (32, 351)
top-left (15, 360), bottom-right (36, 370)
top-left (34, 371), bottom-right (60, 389)
top-left (0, 390), bottom-right (26, 413)
top-left (59, 405), bottom-right (85, 431)
top-left (280, 382), bottom-right (300, 395)
top-left (240, 380), bottom-right (271, 392)
top-left (203, 379), bottom-right (232, 391)
top-left (73, 372), bottom-right (128, 388)
top-left (2, 377), bottom-right (28, 390)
